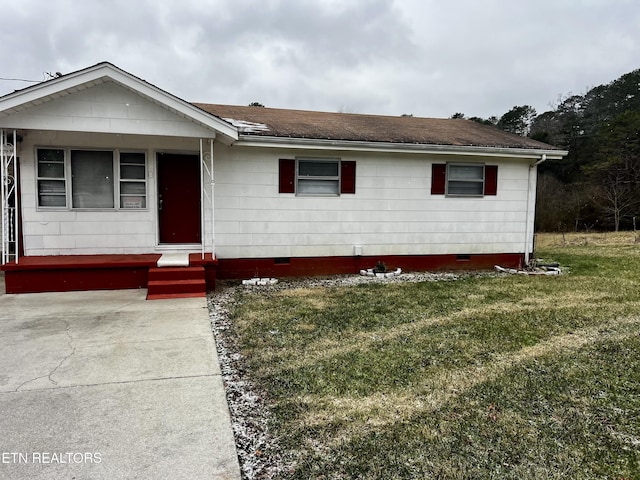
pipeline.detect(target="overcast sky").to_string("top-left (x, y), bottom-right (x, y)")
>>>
top-left (0, 0), bottom-right (638, 119)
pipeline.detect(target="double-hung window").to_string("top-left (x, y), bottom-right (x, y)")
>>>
top-left (297, 159), bottom-right (340, 195)
top-left (446, 164), bottom-right (485, 196)
top-left (431, 163), bottom-right (498, 196)
top-left (37, 149), bottom-right (66, 207)
top-left (119, 152), bottom-right (147, 208)
top-left (278, 158), bottom-right (356, 195)
top-left (36, 148), bottom-right (147, 209)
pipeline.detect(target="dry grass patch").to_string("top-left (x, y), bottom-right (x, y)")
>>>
top-left (223, 238), bottom-right (640, 479)
top-left (536, 230), bottom-right (639, 248)
top-left (294, 316), bottom-right (640, 439)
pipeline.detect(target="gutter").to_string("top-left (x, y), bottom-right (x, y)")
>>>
top-left (524, 154), bottom-right (547, 264)
top-left (530, 154), bottom-right (548, 168)
top-left (233, 135), bottom-right (568, 160)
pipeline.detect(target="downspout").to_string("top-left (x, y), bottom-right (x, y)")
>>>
top-left (524, 154), bottom-right (547, 265)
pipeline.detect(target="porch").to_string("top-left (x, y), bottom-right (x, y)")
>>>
top-left (1, 253), bottom-right (218, 296)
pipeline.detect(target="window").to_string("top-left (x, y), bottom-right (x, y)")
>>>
top-left (71, 150), bottom-right (114, 208)
top-left (37, 149), bottom-right (66, 207)
top-left (278, 158), bottom-right (356, 195)
top-left (447, 164), bottom-right (484, 196)
top-left (431, 163), bottom-right (498, 196)
top-left (119, 152), bottom-right (147, 208)
top-left (298, 159), bottom-right (340, 195)
top-left (36, 148), bottom-right (147, 209)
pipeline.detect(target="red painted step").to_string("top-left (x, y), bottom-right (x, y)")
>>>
top-left (146, 266), bottom-right (207, 300)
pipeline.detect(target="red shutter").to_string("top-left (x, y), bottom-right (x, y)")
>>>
top-left (431, 164), bottom-right (446, 195)
top-left (340, 161), bottom-right (356, 194)
top-left (279, 159), bottom-right (296, 193)
top-left (484, 165), bottom-right (498, 195)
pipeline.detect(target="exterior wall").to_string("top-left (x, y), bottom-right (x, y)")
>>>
top-left (3, 81), bottom-right (217, 138)
top-left (17, 131), bottom-right (537, 260)
top-left (19, 131), bottom-right (214, 256)
top-left (213, 144), bottom-right (536, 259)
top-left (20, 131), bottom-right (536, 259)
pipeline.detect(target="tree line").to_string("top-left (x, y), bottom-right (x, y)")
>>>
top-left (454, 68), bottom-right (640, 232)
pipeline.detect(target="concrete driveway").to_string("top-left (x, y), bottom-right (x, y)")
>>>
top-left (0, 275), bottom-right (241, 479)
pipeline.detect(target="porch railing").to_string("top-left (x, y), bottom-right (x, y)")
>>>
top-left (1, 129), bottom-right (19, 265)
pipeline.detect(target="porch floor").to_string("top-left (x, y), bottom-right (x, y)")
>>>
top-left (2, 254), bottom-right (161, 270)
top-left (1, 253), bottom-right (217, 294)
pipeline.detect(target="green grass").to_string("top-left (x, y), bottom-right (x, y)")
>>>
top-left (227, 237), bottom-right (640, 479)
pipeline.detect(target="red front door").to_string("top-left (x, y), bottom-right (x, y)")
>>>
top-left (157, 153), bottom-right (201, 244)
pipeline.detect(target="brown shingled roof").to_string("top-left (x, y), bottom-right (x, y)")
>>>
top-left (193, 103), bottom-right (559, 150)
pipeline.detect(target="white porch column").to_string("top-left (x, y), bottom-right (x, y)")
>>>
top-left (200, 138), bottom-right (215, 260)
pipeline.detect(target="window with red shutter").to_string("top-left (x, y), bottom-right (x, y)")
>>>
top-left (431, 163), bottom-right (498, 196)
top-left (280, 158), bottom-right (357, 196)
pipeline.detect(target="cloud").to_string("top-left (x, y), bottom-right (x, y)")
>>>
top-left (0, 0), bottom-right (638, 119)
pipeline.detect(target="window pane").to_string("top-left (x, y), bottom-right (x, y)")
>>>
top-left (71, 150), bottom-right (114, 208)
top-left (120, 152), bottom-right (145, 165)
top-left (38, 179), bottom-right (66, 194)
top-left (38, 149), bottom-right (64, 163)
top-left (38, 161), bottom-right (64, 178)
top-left (38, 179), bottom-right (67, 207)
top-left (120, 164), bottom-right (145, 179)
top-left (120, 182), bottom-right (146, 195)
top-left (121, 195), bottom-right (146, 209)
top-left (448, 180), bottom-right (483, 196)
top-left (449, 164), bottom-right (483, 180)
top-left (38, 194), bottom-right (67, 207)
top-left (298, 179), bottom-right (339, 195)
top-left (299, 161), bottom-right (338, 177)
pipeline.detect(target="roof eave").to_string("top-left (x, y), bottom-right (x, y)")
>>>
top-left (233, 135), bottom-right (568, 159)
top-left (0, 62), bottom-right (239, 142)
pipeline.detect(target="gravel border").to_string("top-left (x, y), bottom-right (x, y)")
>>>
top-left (207, 271), bottom-right (495, 479)
top-left (208, 284), bottom-right (287, 479)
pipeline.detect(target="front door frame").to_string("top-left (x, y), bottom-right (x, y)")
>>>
top-left (156, 151), bottom-right (202, 246)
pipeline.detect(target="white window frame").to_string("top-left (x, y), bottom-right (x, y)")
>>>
top-left (36, 148), bottom-right (67, 208)
top-left (118, 151), bottom-right (147, 209)
top-left (35, 147), bottom-right (148, 210)
top-left (296, 158), bottom-right (341, 196)
top-left (445, 163), bottom-right (485, 197)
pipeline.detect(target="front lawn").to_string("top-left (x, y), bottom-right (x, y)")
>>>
top-left (219, 235), bottom-right (640, 479)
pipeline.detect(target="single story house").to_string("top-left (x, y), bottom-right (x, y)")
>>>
top-left (0, 62), bottom-right (567, 298)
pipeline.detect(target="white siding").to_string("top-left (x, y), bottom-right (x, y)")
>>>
top-left (19, 131), bottom-right (213, 256)
top-left (4, 82), bottom-right (216, 138)
top-left (213, 145), bottom-right (535, 259)
top-left (19, 133), bottom-right (537, 259)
